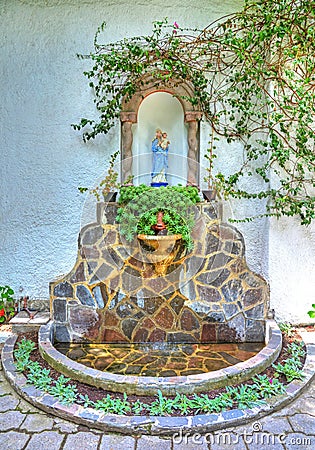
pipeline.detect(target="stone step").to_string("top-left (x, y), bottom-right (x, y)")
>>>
top-left (9, 311), bottom-right (50, 333)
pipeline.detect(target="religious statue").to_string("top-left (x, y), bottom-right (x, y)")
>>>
top-left (151, 128), bottom-right (169, 186)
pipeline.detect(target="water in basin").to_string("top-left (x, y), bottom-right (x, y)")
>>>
top-left (54, 341), bottom-right (264, 377)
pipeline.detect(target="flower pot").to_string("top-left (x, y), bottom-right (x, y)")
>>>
top-left (202, 189), bottom-right (217, 202)
top-left (103, 192), bottom-right (117, 202)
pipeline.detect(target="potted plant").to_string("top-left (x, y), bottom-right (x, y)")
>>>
top-left (116, 185), bottom-right (200, 251)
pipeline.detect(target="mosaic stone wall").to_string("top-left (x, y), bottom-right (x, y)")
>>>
top-left (50, 202), bottom-right (269, 344)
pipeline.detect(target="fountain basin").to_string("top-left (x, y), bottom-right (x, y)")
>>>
top-left (137, 234), bottom-right (182, 276)
top-left (39, 320), bottom-right (282, 396)
top-left (54, 341), bottom-right (264, 377)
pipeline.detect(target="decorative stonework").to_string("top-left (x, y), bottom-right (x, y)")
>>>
top-left (50, 201), bottom-right (269, 344)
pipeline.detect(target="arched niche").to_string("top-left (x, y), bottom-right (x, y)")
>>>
top-left (120, 78), bottom-right (202, 186)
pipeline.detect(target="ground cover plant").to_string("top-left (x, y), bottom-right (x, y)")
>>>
top-left (13, 328), bottom-right (306, 416)
top-left (116, 184), bottom-right (200, 250)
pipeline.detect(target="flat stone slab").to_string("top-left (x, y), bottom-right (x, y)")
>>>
top-left (21, 413), bottom-right (55, 432)
top-left (24, 431), bottom-right (64, 450)
top-left (0, 410), bottom-right (26, 431)
top-left (100, 435), bottom-right (136, 450)
top-left (10, 311), bottom-right (50, 334)
top-left (63, 432), bottom-right (100, 450)
top-left (0, 394), bottom-right (19, 412)
top-left (0, 431), bottom-right (30, 450)
top-left (10, 311), bottom-right (50, 325)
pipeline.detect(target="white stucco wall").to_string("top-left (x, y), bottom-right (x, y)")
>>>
top-left (1, 0), bottom-right (314, 324)
top-left (269, 217), bottom-right (315, 324)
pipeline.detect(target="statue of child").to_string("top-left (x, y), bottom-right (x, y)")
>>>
top-left (160, 132), bottom-right (170, 151)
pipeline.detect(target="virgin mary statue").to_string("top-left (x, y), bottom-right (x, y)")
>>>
top-left (151, 128), bottom-right (169, 186)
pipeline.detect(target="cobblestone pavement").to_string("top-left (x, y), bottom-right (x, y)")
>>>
top-left (1, 343), bottom-right (315, 449)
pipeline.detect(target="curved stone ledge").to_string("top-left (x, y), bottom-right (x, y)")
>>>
top-left (37, 320), bottom-right (282, 396)
top-left (2, 327), bottom-right (315, 435)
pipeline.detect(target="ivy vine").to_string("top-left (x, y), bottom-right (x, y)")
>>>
top-left (72, 0), bottom-right (315, 225)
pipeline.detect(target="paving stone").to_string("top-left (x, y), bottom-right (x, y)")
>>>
top-left (63, 432), bottom-right (100, 450)
top-left (100, 434), bottom-right (136, 450)
top-left (21, 413), bottom-right (54, 432)
top-left (0, 394), bottom-right (19, 412)
top-left (284, 432), bottom-right (314, 449)
top-left (0, 381), bottom-right (15, 396)
top-left (288, 413), bottom-right (315, 433)
top-left (172, 433), bottom-right (209, 449)
top-left (136, 436), bottom-right (172, 449)
top-left (258, 417), bottom-right (293, 434)
top-left (0, 411), bottom-right (25, 430)
top-left (0, 431), bottom-right (30, 449)
top-left (25, 431), bottom-right (64, 450)
top-left (288, 397), bottom-right (315, 416)
top-left (245, 438), bottom-right (285, 449)
top-left (209, 433), bottom-right (247, 449)
top-left (18, 398), bottom-right (41, 413)
top-left (53, 417), bottom-right (78, 433)
top-left (231, 423), bottom-right (287, 449)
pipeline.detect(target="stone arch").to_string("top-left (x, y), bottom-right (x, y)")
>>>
top-left (120, 76), bottom-right (202, 186)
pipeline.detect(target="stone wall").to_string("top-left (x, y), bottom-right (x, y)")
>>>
top-left (50, 201), bottom-right (269, 343)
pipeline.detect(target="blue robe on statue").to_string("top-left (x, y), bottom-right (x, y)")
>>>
top-left (151, 138), bottom-right (168, 182)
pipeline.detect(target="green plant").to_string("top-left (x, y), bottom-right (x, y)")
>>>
top-left (0, 285), bottom-right (15, 323)
top-left (273, 360), bottom-right (305, 383)
top-left (287, 341), bottom-right (306, 359)
top-left (132, 399), bottom-right (146, 415)
top-left (48, 375), bottom-right (78, 405)
top-left (273, 340), bottom-right (305, 382)
top-left (77, 394), bottom-right (95, 408)
top-left (278, 322), bottom-right (294, 337)
top-left (189, 392), bottom-right (233, 414)
top-left (203, 128), bottom-right (224, 197)
top-left (251, 374), bottom-right (286, 398)
top-left (172, 393), bottom-right (193, 415)
top-left (147, 390), bottom-right (176, 416)
top-left (27, 363), bottom-right (53, 391)
top-left (93, 393), bottom-right (131, 414)
top-left (116, 185), bottom-right (200, 250)
top-left (226, 384), bottom-right (264, 409)
top-left (73, 1), bottom-right (315, 225)
top-left (307, 304), bottom-right (315, 319)
top-left (15, 337), bottom-right (36, 354)
top-left (13, 338), bottom-right (36, 372)
top-left (227, 384), bottom-right (264, 409)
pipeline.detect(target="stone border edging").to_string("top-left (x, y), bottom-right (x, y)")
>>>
top-left (37, 320), bottom-right (282, 396)
top-left (2, 327), bottom-right (315, 435)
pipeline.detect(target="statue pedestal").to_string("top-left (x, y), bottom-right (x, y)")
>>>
top-left (151, 182), bottom-right (168, 187)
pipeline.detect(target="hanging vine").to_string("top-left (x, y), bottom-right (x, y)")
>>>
top-left (72, 0), bottom-right (315, 225)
